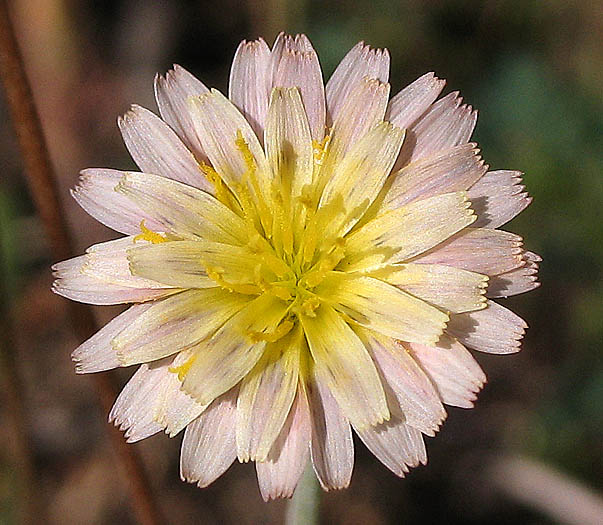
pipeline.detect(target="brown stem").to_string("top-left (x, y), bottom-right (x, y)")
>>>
top-left (0, 2), bottom-right (163, 524)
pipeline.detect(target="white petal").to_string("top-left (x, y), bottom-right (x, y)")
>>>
top-left (355, 416), bottom-right (427, 477)
top-left (307, 377), bottom-right (354, 491)
top-left (447, 300), bottom-right (527, 354)
top-left (180, 388), bottom-right (238, 487)
top-left (385, 72), bottom-right (446, 129)
top-left (408, 337), bottom-right (487, 408)
top-left (381, 143), bottom-right (487, 212)
top-left (229, 38), bottom-right (271, 140)
top-left (270, 33), bottom-right (326, 140)
top-left (326, 41), bottom-right (390, 125)
top-left (410, 227), bottom-right (524, 276)
top-left (154, 64), bottom-right (210, 162)
top-left (72, 169), bottom-right (165, 235)
top-left (255, 389), bottom-right (311, 501)
top-left (118, 105), bottom-right (210, 191)
top-left (487, 251), bottom-right (541, 297)
top-left (72, 303), bottom-right (152, 373)
top-left (109, 355), bottom-right (206, 442)
top-left (468, 170), bottom-right (532, 228)
top-left (397, 92), bottom-right (477, 168)
top-left (359, 330), bottom-right (446, 436)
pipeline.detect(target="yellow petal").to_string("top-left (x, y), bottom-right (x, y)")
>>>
top-left (181, 293), bottom-right (289, 405)
top-left (341, 191), bottom-right (476, 272)
top-left (318, 121), bottom-right (405, 236)
top-left (265, 87), bottom-right (314, 202)
top-left (315, 272), bottom-right (448, 345)
top-left (116, 171), bottom-right (249, 244)
top-left (112, 288), bottom-right (249, 366)
top-left (299, 304), bottom-right (389, 430)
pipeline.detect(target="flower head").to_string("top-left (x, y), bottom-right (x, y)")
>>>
top-left (53, 33), bottom-right (539, 500)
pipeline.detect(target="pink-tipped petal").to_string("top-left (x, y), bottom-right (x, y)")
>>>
top-left (256, 388), bottom-right (312, 501)
top-left (270, 33), bottom-right (326, 141)
top-left (468, 170), bottom-right (532, 228)
top-left (407, 337), bottom-right (487, 409)
top-left (355, 416), bottom-right (427, 477)
top-left (386, 72), bottom-right (446, 129)
top-left (109, 355), bottom-right (206, 442)
top-left (118, 105), bottom-right (211, 191)
top-left (326, 41), bottom-right (390, 125)
top-left (154, 64), bottom-right (210, 163)
top-left (382, 143), bottom-right (487, 211)
top-left (71, 303), bottom-right (152, 373)
top-left (447, 300), bottom-right (528, 354)
top-left (360, 330), bottom-right (446, 436)
top-left (487, 251), bottom-right (541, 297)
top-left (229, 38), bottom-right (271, 141)
top-left (396, 92), bottom-right (477, 168)
top-left (307, 376), bottom-right (354, 491)
top-left (180, 388), bottom-right (238, 487)
top-left (71, 169), bottom-right (165, 235)
top-left (411, 227), bottom-right (524, 276)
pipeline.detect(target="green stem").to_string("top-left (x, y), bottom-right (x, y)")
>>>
top-left (286, 463), bottom-right (321, 525)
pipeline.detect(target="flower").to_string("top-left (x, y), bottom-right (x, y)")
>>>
top-left (52, 33), bottom-right (539, 501)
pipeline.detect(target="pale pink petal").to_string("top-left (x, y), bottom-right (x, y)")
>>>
top-left (487, 251), bottom-right (541, 297)
top-left (118, 105), bottom-right (211, 191)
top-left (154, 64), bottom-right (210, 163)
top-left (326, 77), bottom-right (390, 167)
top-left (270, 33), bottom-right (326, 141)
top-left (359, 329), bottom-right (446, 436)
top-left (236, 330), bottom-right (300, 462)
top-left (325, 41), bottom-right (390, 125)
top-left (71, 169), bottom-right (165, 235)
top-left (180, 388), bottom-right (238, 488)
top-left (109, 355), bottom-right (206, 442)
top-left (307, 377), bottom-right (354, 491)
top-left (410, 227), bottom-right (524, 276)
top-left (229, 38), bottom-right (271, 140)
top-left (256, 389), bottom-right (311, 501)
top-left (468, 170), bottom-right (532, 228)
top-left (71, 303), bottom-right (152, 373)
top-left (447, 300), bottom-right (527, 354)
top-left (396, 92), bottom-right (477, 169)
top-left (385, 72), bottom-right (446, 129)
top-left (381, 143), bottom-right (487, 212)
top-left (355, 415), bottom-right (427, 477)
top-left (408, 337), bottom-right (487, 409)
top-left (52, 236), bottom-right (177, 305)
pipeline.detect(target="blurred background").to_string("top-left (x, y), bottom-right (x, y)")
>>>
top-left (1, 0), bottom-right (601, 523)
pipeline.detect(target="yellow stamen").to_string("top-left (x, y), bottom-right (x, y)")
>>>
top-left (248, 319), bottom-right (294, 343)
top-left (169, 353), bottom-right (197, 381)
top-left (133, 220), bottom-right (166, 244)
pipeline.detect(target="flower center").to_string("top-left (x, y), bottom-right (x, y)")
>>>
top-left (196, 130), bottom-right (346, 341)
